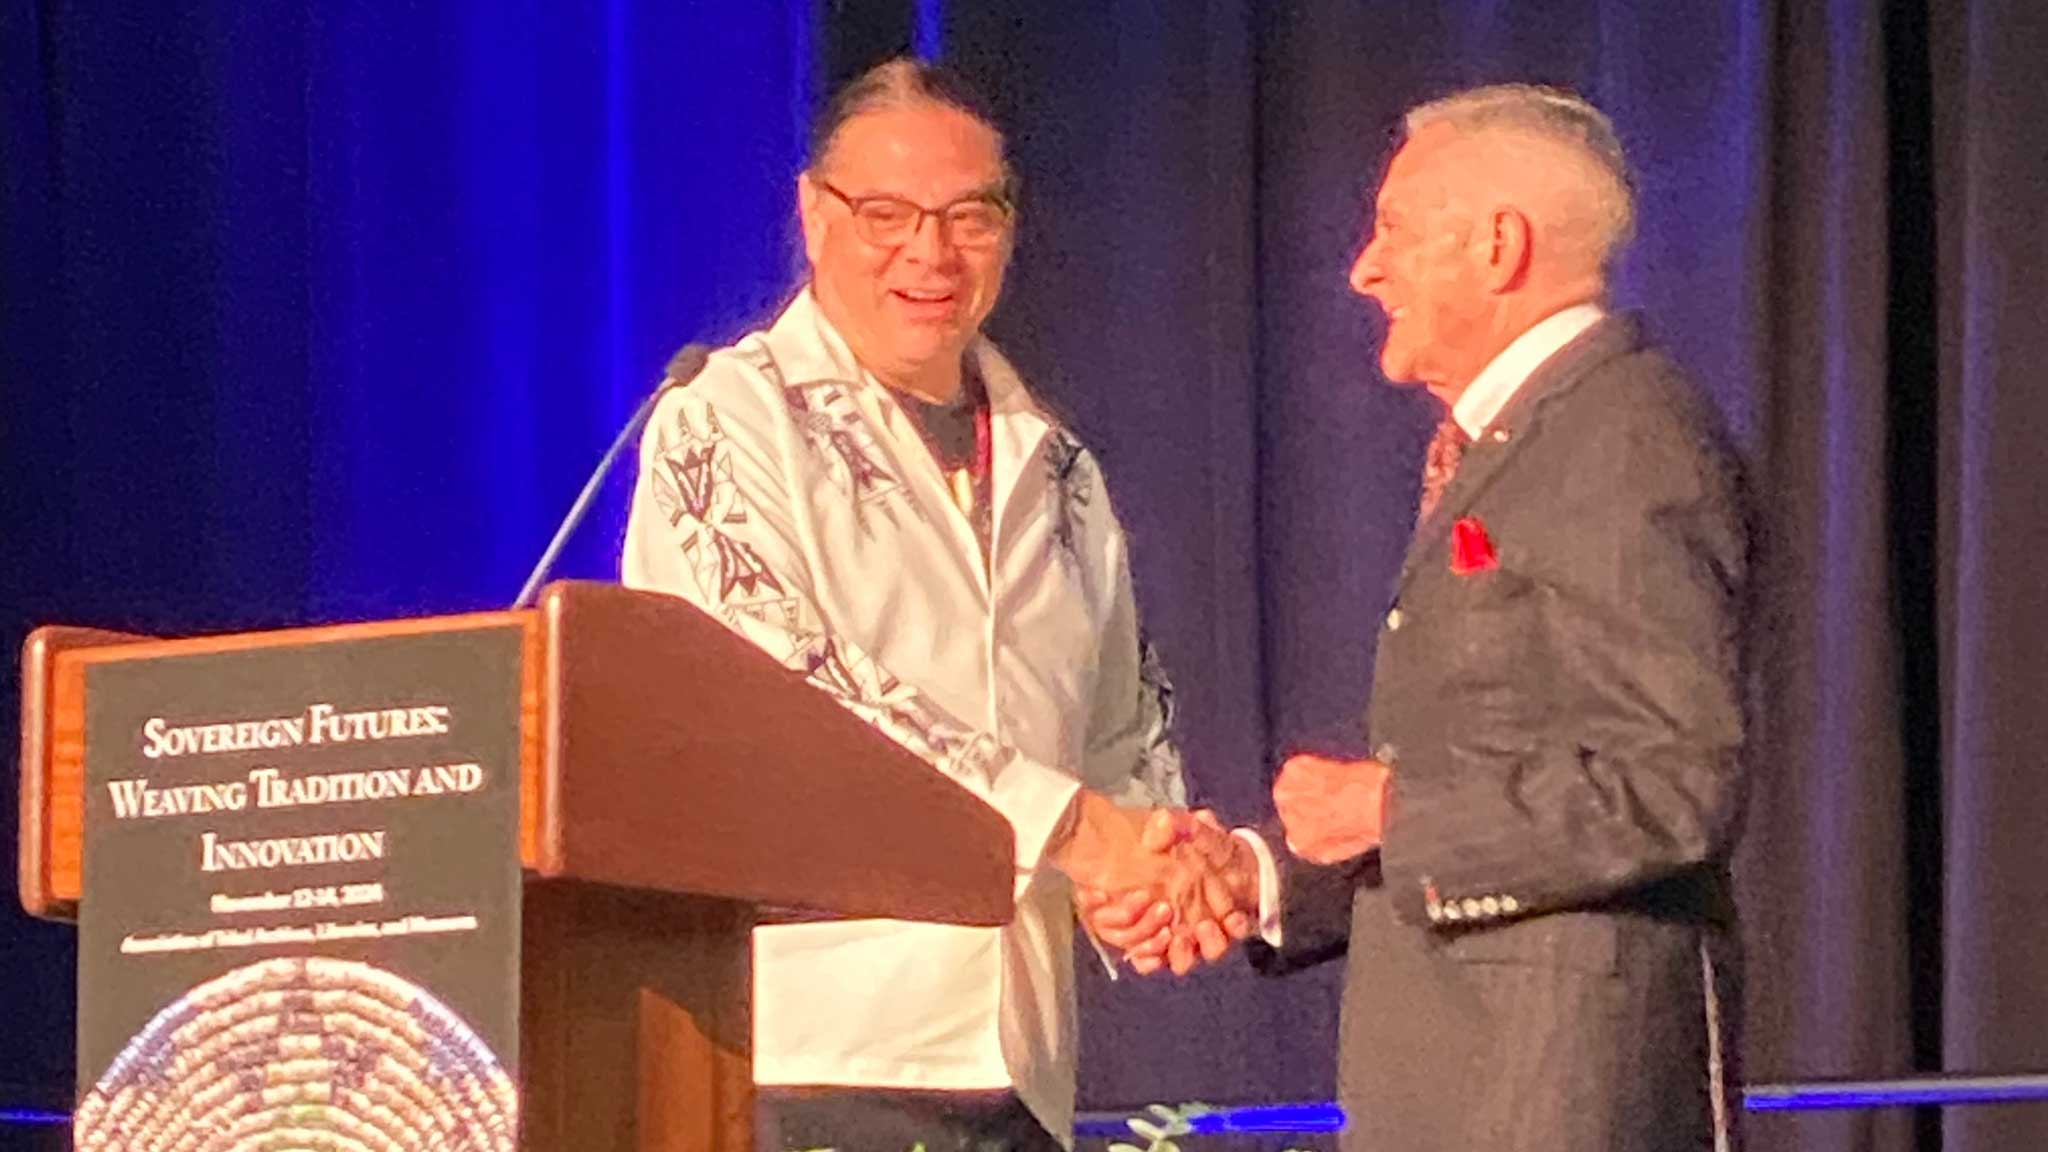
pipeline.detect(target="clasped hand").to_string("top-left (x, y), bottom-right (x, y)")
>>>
top-left (1066, 804), bottom-right (1256, 976)
top-left (1068, 753), bottom-right (1392, 976)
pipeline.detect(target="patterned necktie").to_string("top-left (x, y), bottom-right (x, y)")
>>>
top-left (1417, 417), bottom-right (1471, 522)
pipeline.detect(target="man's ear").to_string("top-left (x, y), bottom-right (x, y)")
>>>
top-left (797, 172), bottom-right (827, 266)
top-left (1484, 205), bottom-right (1532, 293)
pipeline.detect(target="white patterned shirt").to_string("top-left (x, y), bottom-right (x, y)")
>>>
top-left (621, 290), bottom-right (1183, 1144)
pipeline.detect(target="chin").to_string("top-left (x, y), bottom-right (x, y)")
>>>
top-left (886, 340), bottom-right (949, 370)
top-left (880, 346), bottom-right (951, 382)
top-left (908, 330), bottom-right (971, 360)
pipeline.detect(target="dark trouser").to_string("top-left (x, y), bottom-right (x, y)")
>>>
top-left (757, 1087), bottom-right (1065, 1152)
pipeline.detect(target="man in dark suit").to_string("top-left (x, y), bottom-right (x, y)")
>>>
top-left (1086, 84), bottom-right (1749, 1151)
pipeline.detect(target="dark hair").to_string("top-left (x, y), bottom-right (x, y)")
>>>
top-left (806, 58), bottom-right (1014, 196)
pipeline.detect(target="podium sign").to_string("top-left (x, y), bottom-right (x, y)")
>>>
top-left (23, 582), bottom-right (1019, 1152)
top-left (74, 627), bottom-right (524, 1152)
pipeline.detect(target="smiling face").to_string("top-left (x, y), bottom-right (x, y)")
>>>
top-left (1347, 123), bottom-right (1500, 397)
top-left (799, 100), bottom-right (1013, 402)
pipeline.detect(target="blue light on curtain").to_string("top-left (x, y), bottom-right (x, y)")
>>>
top-left (2, 0), bottom-right (822, 1107)
top-left (297, 0), bottom-right (818, 621)
top-left (916, 0), bottom-right (945, 60)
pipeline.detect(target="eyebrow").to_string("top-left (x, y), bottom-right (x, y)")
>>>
top-left (842, 181), bottom-right (1010, 206)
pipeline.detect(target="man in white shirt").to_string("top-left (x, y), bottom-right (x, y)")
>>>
top-left (622, 58), bottom-right (1248, 1152)
top-left (1089, 85), bottom-right (1749, 1151)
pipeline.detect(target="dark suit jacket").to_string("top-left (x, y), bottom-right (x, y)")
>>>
top-left (1255, 315), bottom-right (1749, 1152)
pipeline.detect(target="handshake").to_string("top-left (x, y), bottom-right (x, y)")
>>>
top-left (1055, 753), bottom-right (1393, 976)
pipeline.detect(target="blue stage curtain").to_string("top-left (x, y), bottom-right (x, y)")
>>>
top-left (9, 2), bottom-right (2048, 1150)
top-left (1, 0), bottom-right (816, 1111)
top-left (943, 3), bottom-right (2047, 1151)
top-left (1931, 3), bottom-right (2048, 1151)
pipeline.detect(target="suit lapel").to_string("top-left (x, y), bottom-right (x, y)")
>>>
top-left (1394, 314), bottom-right (1641, 595)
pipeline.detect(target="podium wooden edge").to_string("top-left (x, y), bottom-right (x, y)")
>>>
top-left (19, 584), bottom-right (1014, 929)
top-left (17, 611), bottom-right (544, 920)
top-left (535, 590), bottom-right (567, 879)
top-left (18, 625), bottom-right (149, 920)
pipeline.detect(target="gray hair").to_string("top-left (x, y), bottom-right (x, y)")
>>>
top-left (1404, 84), bottom-right (1636, 269)
top-left (806, 58), bottom-right (1015, 199)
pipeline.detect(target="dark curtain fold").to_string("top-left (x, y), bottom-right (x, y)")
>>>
top-left (1933, 3), bottom-right (2048, 1151)
top-left (7, 3), bottom-right (2048, 1150)
top-left (1739, 0), bottom-right (1924, 1149)
top-left (1, 0), bottom-right (83, 1110)
top-left (951, 3), bottom-right (2048, 1150)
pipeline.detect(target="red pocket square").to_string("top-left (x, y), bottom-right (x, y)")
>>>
top-left (1450, 516), bottom-right (1499, 575)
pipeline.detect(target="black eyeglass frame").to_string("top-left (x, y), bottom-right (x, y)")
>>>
top-left (815, 179), bottom-right (1015, 247)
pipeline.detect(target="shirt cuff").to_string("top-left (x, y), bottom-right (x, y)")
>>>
top-left (1085, 928), bottom-right (1123, 981)
top-left (991, 752), bottom-right (1086, 889)
top-left (1233, 827), bottom-right (1284, 948)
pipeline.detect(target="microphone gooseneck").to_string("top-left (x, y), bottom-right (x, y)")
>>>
top-left (509, 343), bottom-right (712, 609)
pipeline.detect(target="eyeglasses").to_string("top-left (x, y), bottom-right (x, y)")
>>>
top-left (817, 180), bottom-right (1013, 249)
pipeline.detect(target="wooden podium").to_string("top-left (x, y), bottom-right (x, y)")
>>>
top-left (17, 581), bottom-right (1015, 1152)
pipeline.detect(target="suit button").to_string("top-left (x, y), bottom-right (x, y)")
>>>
top-left (1500, 895), bottom-right (1520, 914)
top-left (1385, 607), bottom-right (1404, 632)
top-left (1427, 904), bottom-right (1444, 924)
top-left (1441, 903), bottom-right (1462, 922)
top-left (1374, 743), bottom-right (1397, 764)
top-left (1481, 896), bottom-right (1501, 916)
top-left (1460, 898), bottom-right (1483, 919)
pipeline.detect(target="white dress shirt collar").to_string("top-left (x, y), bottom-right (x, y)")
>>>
top-left (1451, 302), bottom-right (1607, 437)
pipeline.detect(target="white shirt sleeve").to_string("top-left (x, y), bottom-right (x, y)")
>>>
top-left (1072, 481), bottom-right (1193, 975)
top-left (1079, 515), bottom-right (1187, 812)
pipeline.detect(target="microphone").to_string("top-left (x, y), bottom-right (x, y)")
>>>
top-left (510, 343), bottom-right (713, 609)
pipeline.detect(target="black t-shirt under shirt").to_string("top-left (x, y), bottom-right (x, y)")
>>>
top-left (895, 365), bottom-right (992, 563)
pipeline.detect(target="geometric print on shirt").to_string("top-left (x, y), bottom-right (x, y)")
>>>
top-left (648, 397), bottom-right (1007, 794)
top-left (781, 377), bottom-right (918, 536)
top-left (798, 633), bottom-right (1008, 790)
top-left (1042, 429), bottom-right (1095, 569)
top-left (1132, 636), bottom-right (1187, 806)
top-left (648, 402), bottom-right (796, 630)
